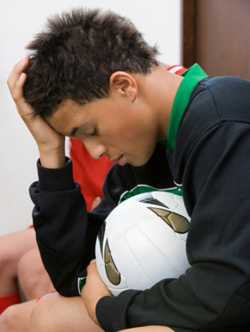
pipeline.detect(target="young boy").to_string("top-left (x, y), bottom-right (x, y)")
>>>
top-left (7, 8), bottom-right (250, 332)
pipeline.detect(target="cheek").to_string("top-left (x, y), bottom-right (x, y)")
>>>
top-left (134, 124), bottom-right (158, 158)
top-left (125, 128), bottom-right (157, 158)
top-left (102, 120), bottom-right (132, 143)
top-left (103, 112), bottom-right (157, 151)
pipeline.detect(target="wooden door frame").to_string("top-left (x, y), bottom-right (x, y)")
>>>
top-left (182, 0), bottom-right (196, 67)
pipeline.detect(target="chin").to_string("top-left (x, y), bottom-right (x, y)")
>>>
top-left (131, 161), bottom-right (145, 167)
top-left (131, 154), bottom-right (152, 167)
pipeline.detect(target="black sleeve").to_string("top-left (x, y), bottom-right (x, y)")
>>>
top-left (96, 123), bottom-right (250, 332)
top-left (30, 142), bottom-right (172, 299)
top-left (30, 159), bottom-right (129, 297)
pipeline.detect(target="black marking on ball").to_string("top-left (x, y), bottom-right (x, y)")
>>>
top-left (97, 221), bottom-right (106, 259)
top-left (104, 240), bottom-right (121, 285)
top-left (140, 195), bottom-right (169, 209)
top-left (148, 207), bottom-right (190, 234)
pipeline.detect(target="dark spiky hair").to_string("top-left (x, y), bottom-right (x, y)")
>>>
top-left (23, 8), bottom-right (159, 117)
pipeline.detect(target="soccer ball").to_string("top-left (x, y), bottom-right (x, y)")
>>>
top-left (95, 190), bottom-right (190, 296)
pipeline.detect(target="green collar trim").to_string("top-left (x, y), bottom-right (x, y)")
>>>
top-left (119, 184), bottom-right (183, 204)
top-left (166, 63), bottom-right (208, 150)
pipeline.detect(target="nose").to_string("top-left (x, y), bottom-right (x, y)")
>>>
top-left (81, 138), bottom-right (106, 160)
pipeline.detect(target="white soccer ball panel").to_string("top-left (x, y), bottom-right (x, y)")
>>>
top-left (109, 235), bottom-right (152, 292)
top-left (95, 190), bottom-right (191, 296)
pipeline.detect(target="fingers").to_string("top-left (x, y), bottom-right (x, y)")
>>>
top-left (91, 197), bottom-right (102, 210)
top-left (7, 57), bottom-right (29, 102)
top-left (7, 57), bottom-right (35, 119)
top-left (8, 57), bottom-right (29, 87)
top-left (87, 260), bottom-right (97, 274)
top-left (12, 72), bottom-right (27, 102)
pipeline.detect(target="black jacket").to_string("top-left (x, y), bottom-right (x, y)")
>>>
top-left (30, 143), bottom-right (173, 296)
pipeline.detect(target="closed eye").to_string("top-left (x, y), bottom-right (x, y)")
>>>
top-left (86, 127), bottom-right (98, 137)
top-left (73, 126), bottom-right (98, 138)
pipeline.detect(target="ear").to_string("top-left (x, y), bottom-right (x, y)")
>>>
top-left (109, 71), bottom-right (138, 102)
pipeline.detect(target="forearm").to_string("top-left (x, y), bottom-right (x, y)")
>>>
top-left (96, 263), bottom-right (249, 332)
top-left (39, 145), bottom-right (65, 169)
top-left (30, 159), bottom-right (103, 296)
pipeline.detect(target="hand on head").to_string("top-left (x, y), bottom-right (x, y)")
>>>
top-left (7, 58), bottom-right (66, 168)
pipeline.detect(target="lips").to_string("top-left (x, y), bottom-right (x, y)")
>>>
top-left (110, 154), bottom-right (127, 166)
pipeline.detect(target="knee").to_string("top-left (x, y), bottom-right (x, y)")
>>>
top-left (30, 295), bottom-right (57, 332)
top-left (17, 249), bottom-right (47, 299)
top-left (0, 242), bottom-right (17, 276)
top-left (0, 304), bottom-right (23, 332)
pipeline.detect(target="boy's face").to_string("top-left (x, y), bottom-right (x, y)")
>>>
top-left (47, 93), bottom-right (160, 167)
